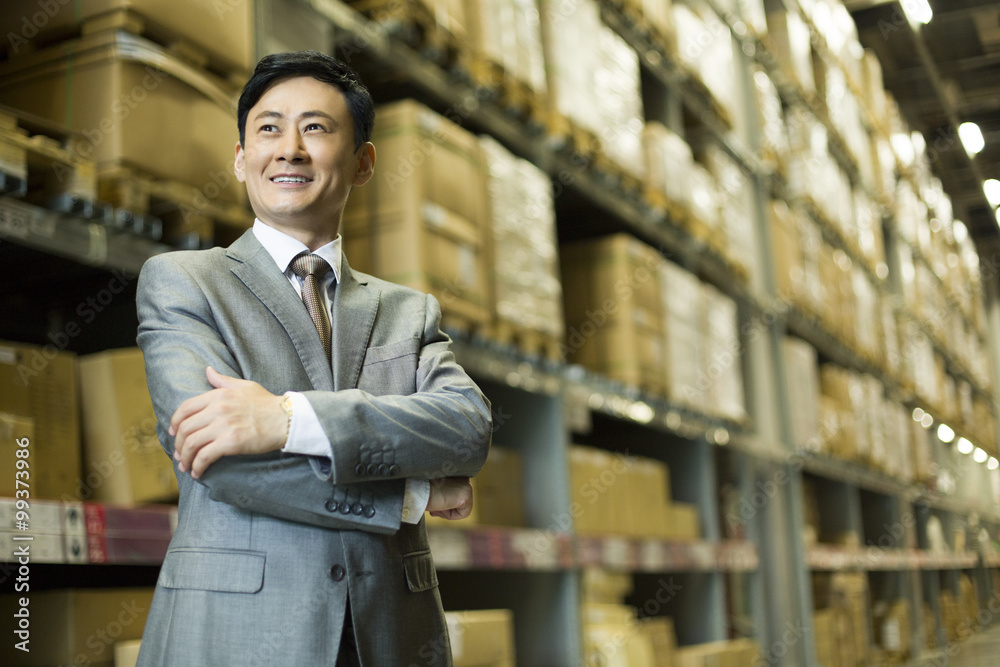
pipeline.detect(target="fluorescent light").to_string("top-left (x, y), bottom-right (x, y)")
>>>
top-left (957, 437), bottom-right (974, 455)
top-left (985, 179), bottom-right (1000, 207)
top-left (912, 407), bottom-right (925, 422)
top-left (989, 457), bottom-right (999, 471)
top-left (937, 424), bottom-right (956, 443)
top-left (902, 0), bottom-right (933, 25)
top-left (974, 447), bottom-right (989, 463)
top-left (921, 413), bottom-right (934, 429)
top-left (959, 123), bottom-right (985, 156)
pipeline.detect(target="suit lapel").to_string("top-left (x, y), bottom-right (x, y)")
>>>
top-left (226, 231), bottom-right (335, 391)
top-left (331, 258), bottom-right (379, 391)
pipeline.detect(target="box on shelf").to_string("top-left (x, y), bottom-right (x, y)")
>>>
top-left (0, 0), bottom-right (254, 75)
top-left (872, 599), bottom-right (911, 659)
top-left (462, 0), bottom-right (547, 97)
top-left (783, 337), bottom-right (820, 451)
top-left (582, 567), bottom-right (633, 604)
top-left (0, 413), bottom-right (33, 497)
top-left (78, 348), bottom-right (177, 505)
top-left (426, 445), bottom-right (523, 529)
top-left (0, 31), bottom-right (243, 203)
top-left (0, 588), bottom-right (155, 666)
top-left (643, 122), bottom-right (694, 214)
top-left (115, 639), bottom-right (142, 667)
top-left (569, 445), bottom-right (626, 535)
top-left (343, 99), bottom-right (490, 330)
top-left (479, 135), bottom-right (564, 352)
top-left (638, 616), bottom-right (677, 667)
top-left (561, 235), bottom-right (666, 397)
top-left (445, 609), bottom-right (516, 667)
top-left (764, 8), bottom-right (815, 94)
top-left (0, 340), bottom-right (81, 499)
top-left (699, 283), bottom-right (745, 422)
top-left (665, 502), bottom-right (700, 541)
top-left (675, 638), bottom-right (761, 667)
top-left (660, 260), bottom-right (702, 411)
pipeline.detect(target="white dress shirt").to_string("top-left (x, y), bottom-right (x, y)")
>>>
top-left (252, 220), bottom-right (429, 523)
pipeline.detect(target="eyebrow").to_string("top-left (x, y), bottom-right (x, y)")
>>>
top-left (253, 110), bottom-right (338, 127)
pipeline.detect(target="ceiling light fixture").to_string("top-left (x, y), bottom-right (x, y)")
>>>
top-left (989, 457), bottom-right (999, 471)
top-left (901, 0), bottom-right (933, 26)
top-left (959, 123), bottom-right (985, 156)
top-left (937, 423), bottom-right (955, 443)
top-left (957, 437), bottom-right (974, 455)
top-left (984, 179), bottom-right (1000, 208)
top-left (974, 447), bottom-right (989, 464)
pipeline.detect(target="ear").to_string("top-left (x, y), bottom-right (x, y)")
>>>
top-left (234, 141), bottom-right (246, 183)
top-left (353, 142), bottom-right (375, 187)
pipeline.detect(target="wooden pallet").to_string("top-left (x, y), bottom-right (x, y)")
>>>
top-left (349, 0), bottom-right (462, 67)
top-left (459, 54), bottom-right (549, 128)
top-left (545, 112), bottom-right (601, 159)
top-left (487, 319), bottom-right (563, 362)
top-left (592, 152), bottom-right (644, 200)
top-left (98, 165), bottom-right (250, 246)
top-left (0, 108), bottom-right (98, 215)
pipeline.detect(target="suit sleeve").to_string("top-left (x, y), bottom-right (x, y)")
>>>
top-left (135, 253), bottom-right (404, 534)
top-left (301, 292), bottom-right (493, 485)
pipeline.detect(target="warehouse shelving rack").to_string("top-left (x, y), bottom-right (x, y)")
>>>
top-left (4, 0), bottom-right (1000, 665)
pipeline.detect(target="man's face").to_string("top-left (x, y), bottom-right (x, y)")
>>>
top-left (234, 76), bottom-right (374, 234)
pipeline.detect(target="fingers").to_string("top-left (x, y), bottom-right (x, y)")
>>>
top-left (206, 365), bottom-right (242, 389)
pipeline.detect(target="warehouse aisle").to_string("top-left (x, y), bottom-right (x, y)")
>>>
top-left (950, 625), bottom-right (1000, 666)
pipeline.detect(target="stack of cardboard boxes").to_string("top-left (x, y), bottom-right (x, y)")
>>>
top-left (812, 571), bottom-right (870, 667)
top-left (0, 0), bottom-right (257, 244)
top-left (580, 567), bottom-right (679, 667)
top-left (562, 234), bottom-right (746, 422)
top-left (0, 339), bottom-right (177, 508)
top-left (568, 446), bottom-right (700, 540)
top-left (479, 135), bottom-right (564, 355)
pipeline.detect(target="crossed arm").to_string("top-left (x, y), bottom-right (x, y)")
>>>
top-left (136, 254), bottom-right (491, 533)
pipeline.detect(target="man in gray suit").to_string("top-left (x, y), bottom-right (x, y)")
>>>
top-left (135, 51), bottom-right (492, 666)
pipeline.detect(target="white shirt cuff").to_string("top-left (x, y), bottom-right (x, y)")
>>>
top-left (402, 479), bottom-right (431, 524)
top-left (280, 392), bottom-right (333, 459)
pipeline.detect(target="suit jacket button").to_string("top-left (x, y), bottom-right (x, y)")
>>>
top-left (364, 506), bottom-right (375, 518)
top-left (339, 503), bottom-right (351, 515)
top-left (330, 565), bottom-right (345, 582)
top-left (351, 502), bottom-right (364, 515)
top-left (377, 463), bottom-right (390, 476)
top-left (366, 463), bottom-right (379, 476)
top-left (324, 499), bottom-right (338, 513)
top-left (355, 463), bottom-right (365, 476)
top-left (388, 464), bottom-right (400, 476)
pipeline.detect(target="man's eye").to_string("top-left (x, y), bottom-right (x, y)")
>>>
top-left (305, 123), bottom-right (326, 132)
top-left (260, 125), bottom-right (278, 132)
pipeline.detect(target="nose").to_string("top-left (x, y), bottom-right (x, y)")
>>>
top-left (276, 128), bottom-right (307, 162)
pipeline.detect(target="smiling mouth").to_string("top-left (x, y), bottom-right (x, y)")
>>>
top-left (270, 176), bottom-right (312, 183)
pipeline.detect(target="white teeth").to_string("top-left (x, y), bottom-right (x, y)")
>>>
top-left (272, 176), bottom-right (309, 183)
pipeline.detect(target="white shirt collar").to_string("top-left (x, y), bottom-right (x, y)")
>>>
top-left (252, 218), bottom-right (341, 283)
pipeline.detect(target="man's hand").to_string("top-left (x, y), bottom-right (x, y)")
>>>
top-left (426, 477), bottom-right (474, 520)
top-left (170, 367), bottom-right (287, 479)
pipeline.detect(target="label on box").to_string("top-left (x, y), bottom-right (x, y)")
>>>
top-left (0, 498), bottom-right (63, 534)
top-left (0, 531), bottom-right (64, 562)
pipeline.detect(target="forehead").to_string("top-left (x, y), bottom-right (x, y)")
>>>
top-left (252, 76), bottom-right (350, 117)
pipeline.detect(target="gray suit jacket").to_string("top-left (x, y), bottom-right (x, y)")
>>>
top-left (134, 229), bottom-right (492, 666)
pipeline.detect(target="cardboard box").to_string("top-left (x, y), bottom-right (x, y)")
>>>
top-left (570, 446), bottom-right (625, 535)
top-left (783, 337), bottom-right (820, 450)
top-left (0, 32), bottom-right (242, 202)
top-left (0, 588), bottom-right (155, 666)
top-left (561, 235), bottom-right (666, 396)
top-left (425, 445), bottom-right (522, 529)
top-left (78, 348), bottom-right (178, 505)
top-left (639, 617), bottom-right (677, 667)
top-left (765, 9), bottom-right (815, 93)
top-left (115, 639), bottom-right (142, 667)
top-left (582, 568), bottom-right (633, 604)
top-left (479, 135), bottom-right (563, 343)
top-left (665, 502), bottom-right (700, 541)
top-left (446, 609), bottom-right (516, 667)
top-left (0, 413), bottom-right (33, 497)
top-left (0, 340), bottom-right (81, 499)
top-left (624, 457), bottom-right (671, 538)
top-left (0, 0), bottom-right (254, 73)
top-left (343, 100), bottom-right (489, 328)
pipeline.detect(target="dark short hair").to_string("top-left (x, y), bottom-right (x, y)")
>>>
top-left (237, 51), bottom-right (375, 150)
